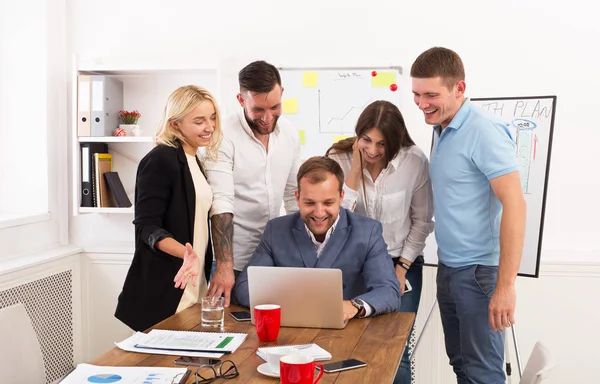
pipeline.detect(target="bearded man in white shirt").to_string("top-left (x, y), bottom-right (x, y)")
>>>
top-left (204, 61), bottom-right (301, 306)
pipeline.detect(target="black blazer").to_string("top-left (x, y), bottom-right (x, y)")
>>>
top-left (115, 143), bottom-right (213, 331)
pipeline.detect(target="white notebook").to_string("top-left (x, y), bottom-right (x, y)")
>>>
top-left (257, 343), bottom-right (332, 361)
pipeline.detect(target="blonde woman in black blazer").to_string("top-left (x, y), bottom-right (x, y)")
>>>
top-left (115, 85), bottom-right (223, 331)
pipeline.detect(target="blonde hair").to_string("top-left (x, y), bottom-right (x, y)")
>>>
top-left (155, 85), bottom-right (222, 162)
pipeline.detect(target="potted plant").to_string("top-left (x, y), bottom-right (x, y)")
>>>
top-left (119, 110), bottom-right (142, 136)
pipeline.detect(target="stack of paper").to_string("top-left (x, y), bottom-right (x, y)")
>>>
top-left (257, 343), bottom-right (332, 361)
top-left (60, 364), bottom-right (187, 384)
top-left (116, 330), bottom-right (247, 358)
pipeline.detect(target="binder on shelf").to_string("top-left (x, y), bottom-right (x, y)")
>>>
top-left (104, 172), bottom-right (132, 208)
top-left (90, 75), bottom-right (124, 137)
top-left (77, 75), bottom-right (91, 136)
top-left (80, 142), bottom-right (108, 207)
top-left (94, 153), bottom-right (117, 207)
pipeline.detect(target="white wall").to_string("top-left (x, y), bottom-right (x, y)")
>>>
top-left (67, 0), bottom-right (600, 261)
top-left (66, 0), bottom-right (600, 380)
top-left (81, 249), bottom-right (134, 360)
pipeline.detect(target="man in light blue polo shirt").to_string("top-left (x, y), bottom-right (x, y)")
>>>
top-left (410, 47), bottom-right (526, 384)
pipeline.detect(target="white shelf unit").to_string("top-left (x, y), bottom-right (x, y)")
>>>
top-left (71, 56), bottom-right (220, 215)
top-left (78, 207), bottom-right (134, 214)
top-left (78, 136), bottom-right (153, 143)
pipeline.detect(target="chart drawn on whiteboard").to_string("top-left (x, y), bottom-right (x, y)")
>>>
top-left (279, 68), bottom-right (402, 159)
top-left (319, 72), bottom-right (386, 134)
top-left (477, 99), bottom-right (552, 195)
top-left (323, 94), bottom-right (375, 134)
top-left (512, 118), bottom-right (537, 194)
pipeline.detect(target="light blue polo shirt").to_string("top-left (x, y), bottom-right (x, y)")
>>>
top-left (430, 99), bottom-right (518, 267)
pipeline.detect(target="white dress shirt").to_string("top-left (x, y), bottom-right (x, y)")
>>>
top-left (204, 109), bottom-right (301, 271)
top-left (305, 215), bottom-right (339, 258)
top-left (328, 145), bottom-right (434, 263)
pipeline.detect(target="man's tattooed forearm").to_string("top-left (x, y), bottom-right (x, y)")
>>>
top-left (211, 213), bottom-right (233, 262)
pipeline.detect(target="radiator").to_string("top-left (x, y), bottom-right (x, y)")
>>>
top-left (0, 270), bottom-right (74, 383)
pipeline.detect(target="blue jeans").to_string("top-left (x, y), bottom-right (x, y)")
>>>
top-left (437, 263), bottom-right (505, 384)
top-left (393, 256), bottom-right (424, 384)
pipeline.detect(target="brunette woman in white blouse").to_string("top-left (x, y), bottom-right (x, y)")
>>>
top-left (327, 100), bottom-right (434, 384)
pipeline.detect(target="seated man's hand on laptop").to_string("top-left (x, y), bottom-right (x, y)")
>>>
top-left (343, 300), bottom-right (359, 321)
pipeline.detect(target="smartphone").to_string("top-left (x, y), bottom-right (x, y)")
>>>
top-left (404, 279), bottom-right (413, 293)
top-left (173, 356), bottom-right (220, 367)
top-left (229, 311), bottom-right (252, 321)
top-left (320, 359), bottom-right (367, 373)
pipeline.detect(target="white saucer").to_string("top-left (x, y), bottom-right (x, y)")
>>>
top-left (257, 363), bottom-right (280, 378)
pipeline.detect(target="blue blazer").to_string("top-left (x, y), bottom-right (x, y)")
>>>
top-left (233, 208), bottom-right (401, 315)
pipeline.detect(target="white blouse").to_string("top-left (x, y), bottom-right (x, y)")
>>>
top-left (328, 145), bottom-right (434, 263)
top-left (176, 153), bottom-right (212, 313)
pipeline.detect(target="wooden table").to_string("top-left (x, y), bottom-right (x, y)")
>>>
top-left (91, 304), bottom-right (415, 383)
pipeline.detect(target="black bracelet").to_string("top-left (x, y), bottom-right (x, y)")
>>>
top-left (394, 259), bottom-right (410, 271)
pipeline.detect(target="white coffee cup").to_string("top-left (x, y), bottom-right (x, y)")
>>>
top-left (266, 347), bottom-right (298, 374)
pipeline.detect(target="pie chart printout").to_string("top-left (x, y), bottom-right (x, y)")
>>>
top-left (87, 374), bottom-right (123, 383)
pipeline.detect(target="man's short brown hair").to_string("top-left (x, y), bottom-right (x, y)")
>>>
top-left (297, 156), bottom-right (344, 193)
top-left (410, 47), bottom-right (465, 88)
top-left (238, 60), bottom-right (281, 94)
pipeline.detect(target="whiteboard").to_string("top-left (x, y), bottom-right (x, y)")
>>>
top-left (423, 96), bottom-right (557, 277)
top-left (279, 68), bottom-right (403, 160)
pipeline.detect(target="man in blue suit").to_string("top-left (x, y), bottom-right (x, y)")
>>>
top-left (233, 156), bottom-right (401, 320)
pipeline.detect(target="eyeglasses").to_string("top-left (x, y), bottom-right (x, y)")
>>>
top-left (195, 360), bottom-right (239, 383)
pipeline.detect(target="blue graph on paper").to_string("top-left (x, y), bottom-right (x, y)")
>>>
top-left (87, 374), bottom-right (122, 383)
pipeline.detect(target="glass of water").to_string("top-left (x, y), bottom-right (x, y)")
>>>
top-left (201, 296), bottom-right (225, 327)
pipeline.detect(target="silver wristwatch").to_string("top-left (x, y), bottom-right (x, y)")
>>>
top-left (350, 298), bottom-right (366, 318)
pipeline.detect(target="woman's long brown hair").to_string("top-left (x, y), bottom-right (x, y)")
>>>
top-left (326, 100), bottom-right (414, 168)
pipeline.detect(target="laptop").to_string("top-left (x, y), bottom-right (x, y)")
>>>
top-left (247, 266), bottom-right (347, 329)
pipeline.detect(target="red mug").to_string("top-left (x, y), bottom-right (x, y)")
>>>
top-left (254, 304), bottom-right (281, 342)
top-left (280, 355), bottom-right (324, 384)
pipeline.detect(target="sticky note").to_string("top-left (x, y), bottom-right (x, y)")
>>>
top-left (303, 72), bottom-right (318, 87)
top-left (283, 98), bottom-right (298, 114)
top-left (298, 130), bottom-right (306, 145)
top-left (334, 135), bottom-right (349, 143)
top-left (371, 71), bottom-right (397, 87)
